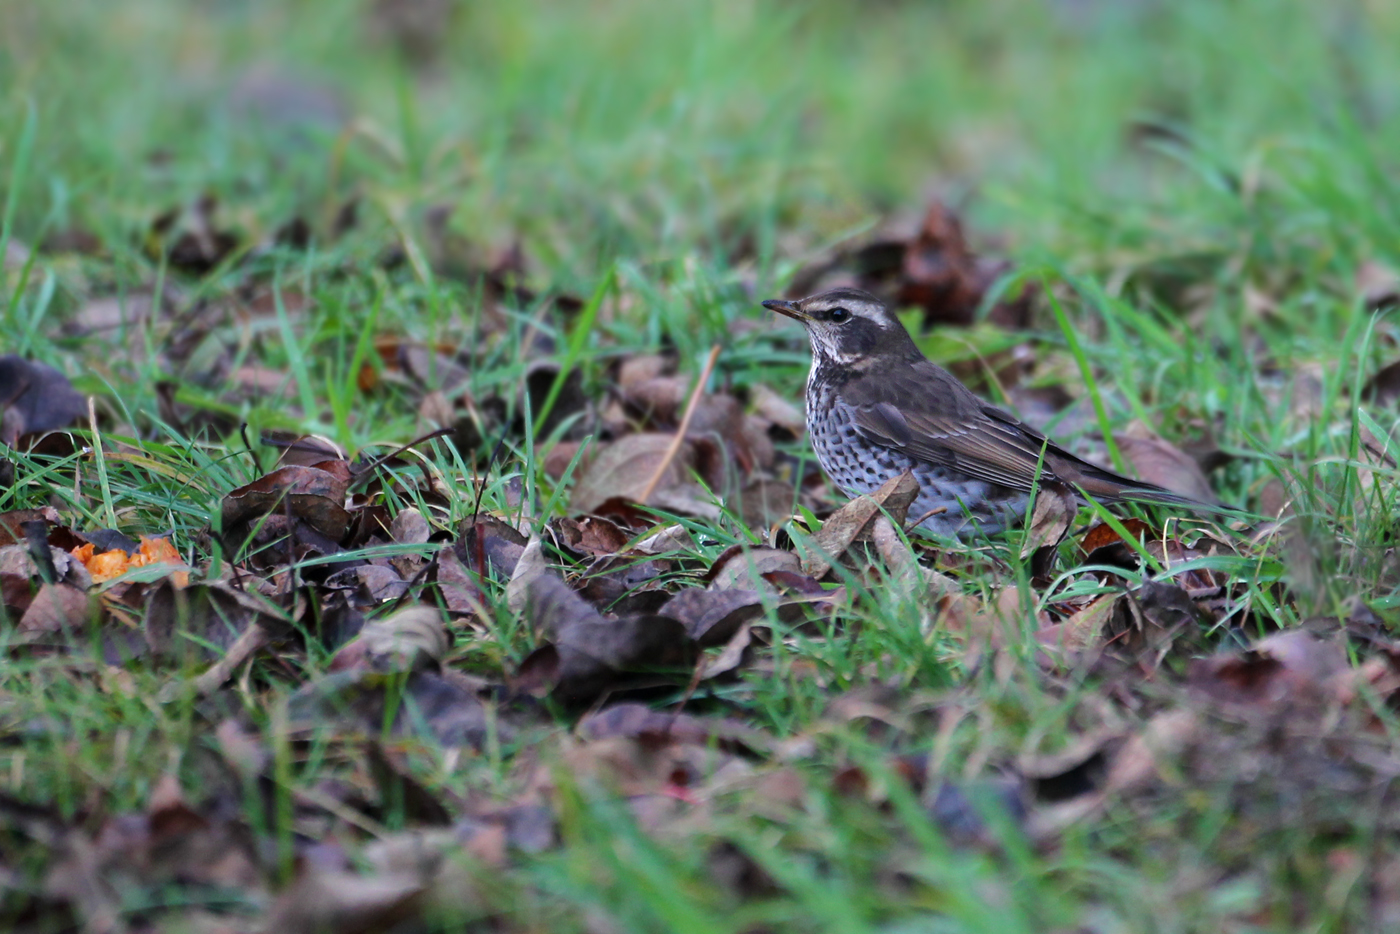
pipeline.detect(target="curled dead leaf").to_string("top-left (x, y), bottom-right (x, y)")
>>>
top-left (801, 471), bottom-right (920, 578)
top-left (221, 461), bottom-right (353, 551)
top-left (518, 571), bottom-right (695, 705)
top-left (1189, 630), bottom-right (1348, 709)
top-left (1020, 485), bottom-right (1075, 561)
top-left (329, 605), bottom-right (448, 673)
top-left (0, 356), bottom-right (86, 446)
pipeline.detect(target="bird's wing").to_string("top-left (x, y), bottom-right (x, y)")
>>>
top-left (840, 358), bottom-right (1217, 508)
top-left (837, 359), bottom-right (1060, 492)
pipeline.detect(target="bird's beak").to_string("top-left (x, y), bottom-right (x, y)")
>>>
top-left (762, 299), bottom-right (808, 322)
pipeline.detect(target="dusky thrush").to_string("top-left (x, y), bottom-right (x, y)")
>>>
top-left (762, 287), bottom-right (1209, 537)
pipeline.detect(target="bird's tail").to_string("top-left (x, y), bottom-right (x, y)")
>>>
top-left (1067, 463), bottom-right (1235, 515)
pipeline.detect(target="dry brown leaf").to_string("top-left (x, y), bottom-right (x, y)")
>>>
top-left (1357, 259), bottom-right (1400, 309)
top-left (287, 668), bottom-right (494, 749)
top-left (432, 547), bottom-right (486, 615)
top-left (707, 546), bottom-right (802, 592)
top-left (659, 587), bottom-right (769, 647)
top-left (388, 507), bottom-right (431, 544)
top-left (801, 471), bottom-right (919, 578)
top-left (329, 605), bottom-right (448, 673)
top-left (221, 461), bottom-right (353, 552)
top-left (1101, 709), bottom-right (1200, 795)
top-left (1051, 592), bottom-right (1122, 655)
top-left (617, 353), bottom-right (674, 388)
top-left (570, 433), bottom-right (712, 515)
top-left (1188, 629), bottom-right (1348, 709)
top-left (738, 477), bottom-right (797, 529)
top-left (18, 583), bottom-right (93, 632)
top-left (1020, 485), bottom-right (1075, 560)
top-left (1079, 517), bottom-right (1153, 565)
top-left (1030, 709), bottom-right (1200, 836)
top-left (65, 293), bottom-right (155, 337)
top-left (43, 774), bottom-right (265, 930)
top-left (0, 356), bottom-right (86, 445)
top-left (700, 621), bottom-right (755, 680)
top-left (554, 728), bottom-right (752, 801)
top-left (621, 374), bottom-right (687, 421)
top-left (0, 507), bottom-right (61, 546)
top-left (870, 515), bottom-right (961, 594)
top-left (184, 622), bottom-right (274, 698)
top-left (557, 515), bottom-right (633, 555)
top-left (633, 524), bottom-right (697, 555)
top-left (577, 702), bottom-right (770, 756)
top-left (143, 578), bottom-right (286, 662)
top-left (750, 384), bottom-right (806, 437)
top-left (263, 866), bottom-right (426, 934)
top-left (325, 564), bottom-right (408, 603)
top-left (517, 571), bottom-right (695, 706)
top-left (505, 536), bottom-right (547, 616)
top-left (1117, 423), bottom-right (1218, 503)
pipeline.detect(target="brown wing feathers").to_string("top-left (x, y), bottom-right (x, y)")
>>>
top-left (840, 358), bottom-right (1205, 507)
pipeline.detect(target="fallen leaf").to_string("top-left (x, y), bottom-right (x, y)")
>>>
top-left (1046, 592), bottom-right (1122, 656)
top-left (633, 524), bottom-right (697, 555)
top-left (1117, 423), bottom-right (1218, 504)
top-left (43, 774), bottom-right (265, 930)
top-left (505, 537), bottom-right (548, 615)
top-left (557, 515), bottom-right (633, 556)
top-left (143, 578), bottom-right (286, 662)
top-left (750, 384), bottom-right (806, 438)
top-left (0, 356), bottom-right (86, 446)
top-left (577, 703), bottom-right (770, 756)
top-left (659, 587), bottom-right (769, 647)
top-left (64, 293), bottom-right (156, 338)
top-left (388, 507), bottom-right (431, 544)
top-left (329, 605), bottom-right (448, 673)
top-left (0, 507), bottom-right (62, 546)
top-left (456, 513), bottom-right (528, 579)
top-left (1079, 517), bottom-right (1154, 567)
top-left (570, 433), bottom-right (713, 516)
top-left (518, 571), bottom-right (695, 705)
top-left (1189, 630), bottom-right (1348, 709)
top-left (706, 546), bottom-right (802, 591)
top-left (324, 564), bottom-right (409, 603)
top-left (221, 461), bottom-right (353, 553)
top-left (800, 471), bottom-right (919, 578)
top-left (18, 583), bottom-right (92, 632)
top-left (1020, 484), bottom-right (1075, 561)
top-left (287, 669), bottom-right (496, 749)
top-left (263, 864), bottom-right (425, 934)
top-left (870, 515), bottom-right (961, 593)
top-left (1357, 259), bottom-right (1400, 310)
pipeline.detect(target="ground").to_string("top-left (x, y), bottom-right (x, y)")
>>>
top-left (4, 1), bottom-right (1400, 931)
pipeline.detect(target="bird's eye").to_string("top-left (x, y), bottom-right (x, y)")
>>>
top-left (828, 307), bottom-right (850, 323)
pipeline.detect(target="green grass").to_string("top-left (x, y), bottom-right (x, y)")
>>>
top-left (5, 0), bottom-right (1400, 931)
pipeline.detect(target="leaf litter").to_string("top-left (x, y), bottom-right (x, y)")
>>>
top-left (5, 191), bottom-right (1400, 933)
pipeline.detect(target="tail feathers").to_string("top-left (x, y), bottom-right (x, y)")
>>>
top-left (1063, 463), bottom-right (1233, 515)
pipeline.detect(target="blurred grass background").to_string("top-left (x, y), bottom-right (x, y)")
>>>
top-left (6, 0), bottom-right (1399, 284)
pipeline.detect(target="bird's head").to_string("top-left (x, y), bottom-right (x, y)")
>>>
top-left (762, 287), bottom-right (917, 369)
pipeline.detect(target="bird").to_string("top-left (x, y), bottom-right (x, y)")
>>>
top-left (761, 286), bottom-right (1212, 537)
